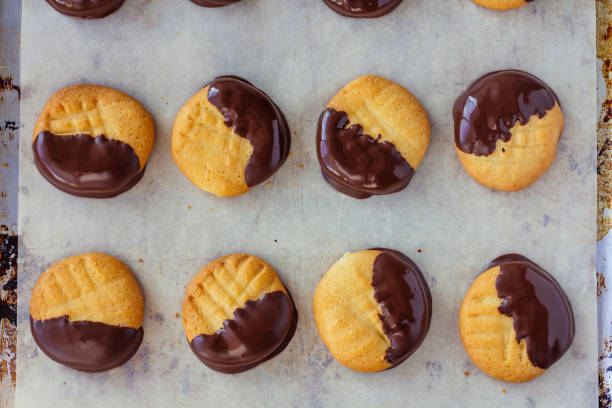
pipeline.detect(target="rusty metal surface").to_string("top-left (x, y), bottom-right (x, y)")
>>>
top-left (0, 1), bottom-right (19, 408)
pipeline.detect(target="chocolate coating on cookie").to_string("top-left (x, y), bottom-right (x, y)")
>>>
top-left (32, 131), bottom-right (144, 198)
top-left (322, 0), bottom-right (403, 18)
top-left (207, 76), bottom-right (291, 187)
top-left (190, 0), bottom-right (240, 6)
top-left (453, 70), bottom-right (559, 156)
top-left (489, 254), bottom-right (574, 369)
top-left (45, 0), bottom-right (125, 18)
top-left (370, 248), bottom-right (432, 366)
top-left (30, 315), bottom-right (143, 372)
top-left (189, 291), bottom-right (297, 373)
top-left (317, 109), bottom-right (414, 199)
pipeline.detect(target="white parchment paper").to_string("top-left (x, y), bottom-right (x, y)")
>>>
top-left (17, 0), bottom-right (597, 406)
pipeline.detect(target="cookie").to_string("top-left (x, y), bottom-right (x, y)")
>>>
top-left (322, 0), bottom-right (403, 18)
top-left (453, 70), bottom-right (563, 192)
top-left (172, 76), bottom-right (291, 197)
top-left (313, 249), bottom-right (431, 372)
top-left (190, 0), bottom-right (241, 7)
top-left (471, 0), bottom-right (533, 10)
top-left (316, 75), bottom-right (430, 199)
top-left (459, 254), bottom-right (574, 383)
top-left (32, 84), bottom-right (155, 198)
top-left (182, 254), bottom-right (297, 373)
top-left (30, 252), bottom-right (144, 372)
top-left (45, 0), bottom-right (126, 18)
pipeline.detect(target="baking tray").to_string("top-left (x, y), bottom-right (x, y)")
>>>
top-left (6, 0), bottom-right (602, 406)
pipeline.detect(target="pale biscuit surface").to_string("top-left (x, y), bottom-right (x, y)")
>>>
top-left (313, 250), bottom-right (390, 372)
top-left (471, 0), bottom-right (529, 10)
top-left (171, 86), bottom-right (253, 197)
top-left (30, 252), bottom-right (144, 329)
top-left (327, 75), bottom-right (430, 170)
top-left (456, 103), bottom-right (563, 192)
top-left (182, 254), bottom-right (286, 341)
top-left (459, 266), bottom-right (545, 382)
top-left (33, 84), bottom-right (155, 169)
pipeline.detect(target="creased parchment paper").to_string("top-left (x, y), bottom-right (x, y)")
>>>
top-left (17, 0), bottom-right (596, 406)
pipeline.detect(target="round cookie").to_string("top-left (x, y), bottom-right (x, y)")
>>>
top-left (459, 254), bottom-right (575, 383)
top-left (313, 249), bottom-right (431, 372)
top-left (453, 70), bottom-right (563, 192)
top-left (45, 0), bottom-right (126, 18)
top-left (322, 0), bottom-right (403, 18)
top-left (316, 75), bottom-right (430, 199)
top-left (30, 252), bottom-right (144, 372)
top-left (182, 253), bottom-right (297, 373)
top-left (190, 0), bottom-right (241, 7)
top-left (32, 84), bottom-right (155, 198)
top-left (172, 76), bottom-right (291, 197)
top-left (471, 0), bottom-right (532, 10)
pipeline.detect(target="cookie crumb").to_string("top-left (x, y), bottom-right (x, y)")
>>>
top-left (417, 249), bottom-right (422, 253)
top-left (187, 205), bottom-right (191, 209)
top-left (298, 164), bottom-right (304, 168)
top-left (2, 163), bottom-right (7, 167)
top-left (502, 388), bottom-right (506, 394)
top-left (288, 153), bottom-right (293, 157)
top-left (138, 258), bottom-right (143, 263)
top-left (210, 208), bottom-right (214, 212)
top-left (175, 313), bottom-right (179, 318)
top-left (265, 182), bottom-right (271, 186)
top-left (464, 371), bottom-right (469, 376)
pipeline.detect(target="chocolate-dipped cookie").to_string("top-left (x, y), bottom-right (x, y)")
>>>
top-left (453, 70), bottom-right (563, 191)
top-left (190, 0), bottom-right (241, 7)
top-left (32, 85), bottom-right (155, 198)
top-left (30, 252), bottom-right (144, 372)
top-left (313, 249), bottom-right (431, 372)
top-left (471, 0), bottom-right (533, 10)
top-left (45, 0), bottom-right (126, 18)
top-left (459, 254), bottom-right (575, 382)
top-left (172, 76), bottom-right (291, 197)
top-left (182, 254), bottom-right (297, 373)
top-left (322, 0), bottom-right (403, 18)
top-left (316, 75), bottom-right (430, 199)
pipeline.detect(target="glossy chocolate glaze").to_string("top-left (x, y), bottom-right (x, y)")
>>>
top-left (316, 108), bottom-right (414, 199)
top-left (322, 0), bottom-right (403, 18)
top-left (32, 131), bottom-right (144, 198)
top-left (189, 290), bottom-right (297, 373)
top-left (30, 315), bottom-right (143, 372)
top-left (453, 70), bottom-right (559, 156)
top-left (207, 76), bottom-right (291, 187)
top-left (488, 254), bottom-right (574, 369)
top-left (45, 0), bottom-right (125, 18)
top-left (370, 248), bottom-right (432, 366)
top-left (190, 0), bottom-right (240, 7)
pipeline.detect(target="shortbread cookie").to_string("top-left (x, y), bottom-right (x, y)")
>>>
top-left (316, 75), bottom-right (430, 199)
top-left (191, 0), bottom-right (240, 7)
top-left (459, 254), bottom-right (574, 383)
top-left (471, 0), bottom-right (533, 10)
top-left (45, 0), bottom-right (126, 18)
top-left (30, 252), bottom-right (144, 372)
top-left (182, 254), bottom-right (297, 373)
top-left (313, 249), bottom-right (431, 372)
top-left (322, 0), bottom-right (403, 18)
top-left (453, 70), bottom-right (563, 191)
top-left (172, 76), bottom-right (291, 197)
top-left (32, 84), bottom-right (155, 198)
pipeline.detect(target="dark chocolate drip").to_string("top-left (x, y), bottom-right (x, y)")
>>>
top-left (190, 0), bottom-right (241, 7)
top-left (453, 70), bottom-right (559, 156)
top-left (370, 248), bottom-right (432, 366)
top-left (0, 234), bottom-right (17, 326)
top-left (207, 76), bottom-right (291, 187)
top-left (32, 131), bottom-right (144, 198)
top-left (322, 0), bottom-right (403, 18)
top-left (189, 290), bottom-right (297, 374)
top-left (30, 315), bottom-right (143, 372)
top-left (45, 0), bottom-right (125, 18)
top-left (316, 108), bottom-right (414, 199)
top-left (489, 254), bottom-right (575, 369)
